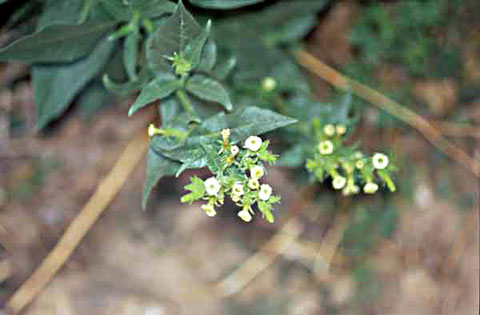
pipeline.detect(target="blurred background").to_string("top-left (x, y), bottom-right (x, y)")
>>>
top-left (0, 0), bottom-right (479, 314)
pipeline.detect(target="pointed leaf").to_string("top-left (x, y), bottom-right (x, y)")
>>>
top-left (184, 20), bottom-right (211, 68)
top-left (146, 0), bottom-right (201, 71)
top-left (189, 0), bottom-right (264, 9)
top-left (142, 148), bottom-right (181, 209)
top-left (185, 74), bottom-right (232, 111)
top-left (123, 31), bottom-right (140, 81)
top-left (128, 74), bottom-right (181, 116)
top-left (0, 21), bottom-right (115, 63)
top-left (34, 39), bottom-right (114, 129)
top-left (100, 0), bottom-right (175, 21)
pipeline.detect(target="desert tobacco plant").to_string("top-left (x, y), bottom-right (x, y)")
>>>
top-left (180, 129), bottom-right (280, 222)
top-left (306, 121), bottom-right (396, 196)
top-left (0, 0), bottom-right (397, 222)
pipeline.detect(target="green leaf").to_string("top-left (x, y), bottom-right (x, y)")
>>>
top-left (151, 107), bottom-right (296, 169)
top-left (201, 142), bottom-right (222, 173)
top-left (197, 40), bottom-right (217, 72)
top-left (100, 0), bottom-right (175, 21)
top-left (143, 148), bottom-right (181, 209)
top-left (123, 30), bottom-right (140, 81)
top-left (102, 69), bottom-right (149, 96)
top-left (37, 0), bottom-right (83, 28)
top-left (146, 0), bottom-right (201, 72)
top-left (0, 21), bottom-right (115, 63)
top-left (34, 39), bottom-right (114, 129)
top-left (184, 20), bottom-right (211, 69)
top-left (189, 0), bottom-right (264, 9)
top-left (128, 74), bottom-right (181, 116)
top-left (213, 56), bottom-right (236, 80)
top-left (180, 176), bottom-right (205, 204)
top-left (185, 74), bottom-right (232, 111)
top-left (77, 81), bottom-right (111, 117)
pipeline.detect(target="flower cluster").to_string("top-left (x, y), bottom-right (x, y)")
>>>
top-left (181, 129), bottom-right (281, 223)
top-left (306, 123), bottom-right (396, 195)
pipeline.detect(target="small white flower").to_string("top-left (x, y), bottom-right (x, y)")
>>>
top-left (323, 124), bottom-right (335, 136)
top-left (231, 194), bottom-right (241, 203)
top-left (238, 209), bottom-right (253, 222)
top-left (259, 184), bottom-right (272, 201)
top-left (318, 140), bottom-right (334, 155)
top-left (148, 124), bottom-right (162, 137)
top-left (261, 77), bottom-right (277, 92)
top-left (355, 160), bottom-right (365, 169)
top-left (248, 178), bottom-right (260, 190)
top-left (250, 165), bottom-right (264, 179)
top-left (342, 184), bottom-right (359, 196)
top-left (372, 153), bottom-right (389, 170)
top-left (363, 182), bottom-right (379, 194)
top-left (332, 176), bottom-right (346, 190)
top-left (244, 136), bottom-right (263, 152)
top-left (201, 203), bottom-right (216, 217)
top-left (336, 124), bottom-right (347, 135)
top-left (353, 151), bottom-right (363, 159)
top-left (204, 177), bottom-right (221, 196)
top-left (221, 128), bottom-right (230, 141)
top-left (230, 145), bottom-right (239, 156)
top-left (232, 182), bottom-right (244, 196)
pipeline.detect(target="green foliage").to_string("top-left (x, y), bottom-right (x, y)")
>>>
top-left (349, 0), bottom-right (461, 78)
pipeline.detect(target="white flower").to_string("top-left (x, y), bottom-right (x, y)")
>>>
top-left (248, 178), bottom-right (260, 190)
top-left (363, 182), bottom-right (379, 194)
top-left (332, 176), bottom-right (346, 190)
top-left (250, 165), bottom-right (264, 179)
top-left (318, 140), bottom-right (334, 155)
top-left (353, 151), bottom-right (363, 159)
top-left (238, 209), bottom-right (253, 222)
top-left (372, 153), bottom-right (389, 170)
top-left (342, 184), bottom-right (359, 196)
top-left (148, 124), bottom-right (162, 137)
top-left (232, 182), bottom-right (244, 196)
top-left (323, 124), bottom-right (335, 136)
top-left (201, 203), bottom-right (216, 217)
top-left (355, 160), bottom-right (365, 169)
top-left (230, 145), bottom-right (239, 156)
top-left (221, 128), bottom-right (230, 141)
top-left (261, 77), bottom-right (277, 92)
top-left (259, 184), bottom-right (272, 201)
top-left (204, 177), bottom-right (221, 196)
top-left (231, 194), bottom-right (241, 203)
top-left (244, 136), bottom-right (263, 152)
top-left (336, 124), bottom-right (347, 135)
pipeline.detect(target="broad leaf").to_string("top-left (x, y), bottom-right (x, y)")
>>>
top-left (37, 0), bottom-right (83, 28)
top-left (151, 107), bottom-right (297, 170)
top-left (77, 81), bottom-right (111, 117)
top-left (100, 0), bottom-right (175, 21)
top-left (184, 20), bottom-right (211, 69)
top-left (189, 0), bottom-right (264, 9)
top-left (185, 74), bottom-right (232, 111)
top-left (142, 148), bottom-right (181, 209)
top-left (0, 21), bottom-right (115, 63)
top-left (34, 39), bottom-right (114, 129)
top-left (146, 0), bottom-right (201, 72)
top-left (128, 74), bottom-right (181, 116)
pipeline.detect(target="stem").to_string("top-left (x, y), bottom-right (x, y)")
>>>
top-left (176, 89), bottom-right (194, 114)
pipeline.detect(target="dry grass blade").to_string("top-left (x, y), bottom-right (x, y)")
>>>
top-left (295, 50), bottom-right (480, 178)
top-left (5, 129), bottom-right (149, 314)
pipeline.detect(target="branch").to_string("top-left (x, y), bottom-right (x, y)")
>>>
top-left (5, 129), bottom-right (149, 314)
top-left (295, 50), bottom-right (480, 178)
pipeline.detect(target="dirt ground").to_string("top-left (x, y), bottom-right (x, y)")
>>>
top-left (1, 1), bottom-right (479, 315)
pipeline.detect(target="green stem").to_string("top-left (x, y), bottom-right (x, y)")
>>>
top-left (176, 89), bottom-right (194, 114)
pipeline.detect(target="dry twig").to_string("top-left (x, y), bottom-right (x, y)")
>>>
top-left (295, 50), bottom-right (480, 178)
top-left (5, 130), bottom-right (149, 314)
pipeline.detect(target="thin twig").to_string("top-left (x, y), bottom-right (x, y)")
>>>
top-left (295, 50), bottom-right (480, 178)
top-left (216, 188), bottom-right (313, 297)
top-left (430, 120), bottom-right (480, 139)
top-left (5, 129), bottom-right (149, 314)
